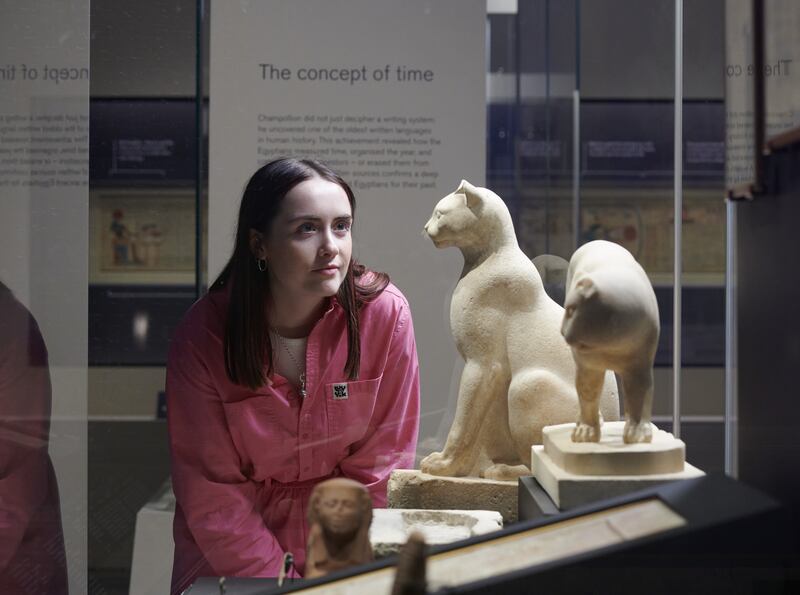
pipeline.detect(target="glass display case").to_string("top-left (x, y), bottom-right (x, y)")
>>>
top-left (2, 1), bottom-right (797, 593)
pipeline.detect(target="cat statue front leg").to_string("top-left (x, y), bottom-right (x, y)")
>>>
top-left (620, 364), bottom-right (654, 444)
top-left (420, 360), bottom-right (505, 476)
top-left (571, 362), bottom-right (606, 442)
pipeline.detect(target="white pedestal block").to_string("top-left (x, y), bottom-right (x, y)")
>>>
top-left (532, 422), bottom-right (704, 510)
top-left (129, 480), bottom-right (175, 595)
top-left (370, 508), bottom-right (502, 557)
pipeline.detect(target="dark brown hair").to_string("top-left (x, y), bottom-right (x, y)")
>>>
top-left (211, 158), bottom-right (389, 390)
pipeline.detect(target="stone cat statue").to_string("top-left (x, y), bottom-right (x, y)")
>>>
top-left (420, 181), bottom-right (619, 480)
top-left (561, 240), bottom-right (659, 444)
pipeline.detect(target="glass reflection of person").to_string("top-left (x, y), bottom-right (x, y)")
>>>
top-left (0, 282), bottom-right (67, 595)
top-left (166, 158), bottom-right (420, 593)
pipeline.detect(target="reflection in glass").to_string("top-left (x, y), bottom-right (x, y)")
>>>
top-left (0, 282), bottom-right (67, 595)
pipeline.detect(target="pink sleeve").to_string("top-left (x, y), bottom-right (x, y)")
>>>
top-left (166, 334), bottom-right (298, 578)
top-left (338, 302), bottom-right (420, 506)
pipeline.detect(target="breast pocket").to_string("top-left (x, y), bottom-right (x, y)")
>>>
top-left (325, 375), bottom-right (382, 448)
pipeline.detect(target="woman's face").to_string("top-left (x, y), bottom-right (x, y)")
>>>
top-left (259, 177), bottom-right (353, 303)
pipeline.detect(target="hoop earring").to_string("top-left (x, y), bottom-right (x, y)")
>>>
top-left (257, 258), bottom-right (267, 272)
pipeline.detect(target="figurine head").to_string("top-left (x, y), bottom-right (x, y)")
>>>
top-left (309, 478), bottom-right (372, 543)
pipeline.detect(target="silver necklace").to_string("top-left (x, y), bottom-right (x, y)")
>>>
top-left (273, 332), bottom-right (307, 398)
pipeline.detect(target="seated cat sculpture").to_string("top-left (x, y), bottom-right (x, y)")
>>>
top-left (420, 181), bottom-right (619, 480)
top-left (561, 240), bottom-right (659, 444)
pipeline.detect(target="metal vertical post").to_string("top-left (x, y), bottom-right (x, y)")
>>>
top-left (724, 199), bottom-right (738, 477)
top-left (752, 0), bottom-right (765, 191)
top-left (572, 0), bottom-right (581, 251)
top-left (543, 0), bottom-right (552, 255)
top-left (673, 0), bottom-right (683, 438)
top-left (195, 0), bottom-right (205, 299)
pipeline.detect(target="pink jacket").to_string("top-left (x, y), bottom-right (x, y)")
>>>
top-left (166, 282), bottom-right (419, 593)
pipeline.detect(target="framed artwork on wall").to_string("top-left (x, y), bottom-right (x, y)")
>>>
top-left (90, 188), bottom-right (204, 285)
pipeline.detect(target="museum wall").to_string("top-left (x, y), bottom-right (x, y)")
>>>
top-left (580, 0), bottom-right (725, 100)
top-left (91, 0), bottom-right (725, 100)
top-left (90, 0), bottom-right (199, 98)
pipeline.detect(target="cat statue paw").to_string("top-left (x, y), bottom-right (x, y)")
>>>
top-left (419, 451), bottom-right (463, 477)
top-left (421, 181), bottom-right (619, 477)
top-left (562, 240), bottom-right (659, 444)
top-left (571, 421), bottom-right (601, 443)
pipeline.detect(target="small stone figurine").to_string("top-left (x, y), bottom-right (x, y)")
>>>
top-left (562, 240), bottom-right (660, 444)
top-left (391, 531), bottom-right (427, 595)
top-left (305, 478), bottom-right (374, 578)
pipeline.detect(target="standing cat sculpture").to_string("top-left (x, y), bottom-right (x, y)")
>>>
top-left (561, 240), bottom-right (659, 444)
top-left (420, 181), bottom-right (619, 480)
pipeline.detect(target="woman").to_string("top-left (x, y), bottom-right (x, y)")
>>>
top-left (166, 158), bottom-right (420, 593)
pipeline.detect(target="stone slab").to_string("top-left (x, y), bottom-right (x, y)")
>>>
top-left (532, 445), bottom-right (705, 509)
top-left (543, 422), bottom-right (686, 476)
top-left (387, 469), bottom-right (518, 523)
top-left (370, 508), bottom-right (502, 558)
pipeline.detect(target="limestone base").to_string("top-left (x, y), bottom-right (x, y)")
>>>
top-left (542, 422), bottom-right (686, 476)
top-left (532, 444), bottom-right (705, 509)
top-left (370, 508), bottom-right (502, 557)
top-left (387, 469), bottom-right (518, 523)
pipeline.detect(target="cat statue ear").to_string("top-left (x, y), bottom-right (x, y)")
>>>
top-left (575, 277), bottom-right (597, 299)
top-left (457, 179), bottom-right (482, 210)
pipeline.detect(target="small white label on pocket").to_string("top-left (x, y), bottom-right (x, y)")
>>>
top-left (331, 383), bottom-right (349, 400)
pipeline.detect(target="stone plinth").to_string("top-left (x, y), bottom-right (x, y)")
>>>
top-left (388, 469), bottom-right (518, 523)
top-left (370, 508), bottom-right (502, 558)
top-left (543, 422), bottom-right (686, 476)
top-left (532, 422), bottom-right (704, 510)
